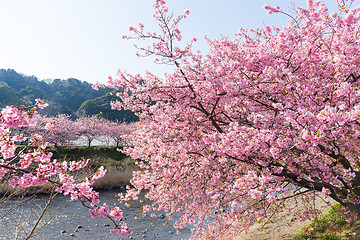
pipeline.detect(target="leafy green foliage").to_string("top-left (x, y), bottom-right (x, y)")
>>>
top-left (50, 145), bottom-right (135, 170)
top-left (44, 78), bottom-right (110, 112)
top-left (77, 92), bottom-right (138, 122)
top-left (0, 69), bottom-right (47, 92)
top-left (0, 85), bottom-right (31, 108)
top-left (293, 204), bottom-right (348, 240)
top-left (19, 85), bottom-right (46, 100)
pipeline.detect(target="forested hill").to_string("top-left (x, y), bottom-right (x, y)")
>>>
top-left (0, 69), bottom-right (135, 121)
top-left (77, 92), bottom-right (138, 122)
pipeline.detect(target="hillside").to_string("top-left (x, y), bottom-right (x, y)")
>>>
top-left (77, 92), bottom-right (138, 122)
top-left (0, 69), bottom-right (110, 118)
top-left (0, 69), bottom-right (136, 121)
top-left (42, 77), bottom-right (110, 113)
top-left (0, 85), bottom-right (31, 108)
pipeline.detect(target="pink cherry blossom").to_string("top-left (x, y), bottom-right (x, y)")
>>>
top-left (89, 203), bottom-right (109, 218)
top-left (105, 0), bottom-right (360, 238)
top-left (35, 98), bottom-right (49, 109)
top-left (322, 187), bottom-right (331, 195)
top-left (110, 206), bottom-right (123, 221)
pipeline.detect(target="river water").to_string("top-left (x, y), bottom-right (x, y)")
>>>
top-left (0, 188), bottom-right (192, 240)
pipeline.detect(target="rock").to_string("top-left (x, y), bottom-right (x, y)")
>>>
top-left (157, 214), bottom-right (165, 219)
top-left (60, 230), bottom-right (66, 234)
top-left (70, 233), bottom-right (75, 237)
top-left (76, 225), bottom-right (83, 229)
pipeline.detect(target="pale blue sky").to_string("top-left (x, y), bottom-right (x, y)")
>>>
top-left (0, 0), bottom-right (344, 84)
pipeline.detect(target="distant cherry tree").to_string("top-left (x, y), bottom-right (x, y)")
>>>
top-left (103, 121), bottom-right (135, 147)
top-left (74, 116), bottom-right (107, 147)
top-left (28, 114), bottom-right (78, 147)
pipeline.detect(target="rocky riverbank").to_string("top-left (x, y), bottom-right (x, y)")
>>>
top-left (0, 189), bottom-right (192, 240)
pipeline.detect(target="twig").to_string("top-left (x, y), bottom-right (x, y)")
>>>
top-left (24, 188), bottom-right (58, 240)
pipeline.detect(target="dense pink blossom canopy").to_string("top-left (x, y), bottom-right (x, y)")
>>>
top-left (106, 0), bottom-right (360, 238)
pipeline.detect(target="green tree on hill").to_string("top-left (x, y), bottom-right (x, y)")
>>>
top-left (0, 85), bottom-right (30, 108)
top-left (77, 92), bottom-right (138, 122)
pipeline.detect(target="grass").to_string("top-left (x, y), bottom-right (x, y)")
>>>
top-left (51, 145), bottom-right (136, 169)
top-left (293, 203), bottom-right (360, 240)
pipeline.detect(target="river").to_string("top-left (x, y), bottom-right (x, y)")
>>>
top-left (0, 188), bottom-right (192, 240)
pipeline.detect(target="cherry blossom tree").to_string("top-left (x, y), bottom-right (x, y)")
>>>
top-left (44, 114), bottom-right (79, 146)
top-left (0, 101), bottom-right (130, 237)
top-left (100, 0), bottom-right (360, 238)
top-left (103, 121), bottom-right (136, 147)
top-left (26, 114), bottom-right (78, 147)
top-left (74, 116), bottom-right (107, 147)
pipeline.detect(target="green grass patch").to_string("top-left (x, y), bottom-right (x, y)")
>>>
top-left (293, 204), bottom-right (357, 240)
top-left (50, 145), bottom-right (136, 170)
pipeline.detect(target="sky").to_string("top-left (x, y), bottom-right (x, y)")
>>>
top-left (0, 0), bottom-right (345, 84)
